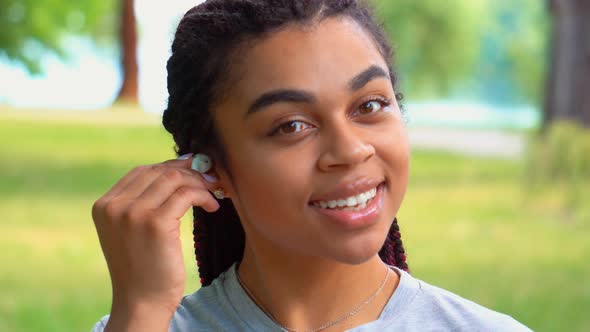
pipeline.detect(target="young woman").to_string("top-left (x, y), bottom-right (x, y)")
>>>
top-left (91, 1), bottom-right (532, 331)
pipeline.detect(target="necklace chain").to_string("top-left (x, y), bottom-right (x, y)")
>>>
top-left (236, 266), bottom-right (391, 332)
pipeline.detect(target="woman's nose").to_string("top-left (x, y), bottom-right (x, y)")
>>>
top-left (317, 120), bottom-right (376, 171)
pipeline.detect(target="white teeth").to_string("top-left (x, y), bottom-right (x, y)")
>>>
top-left (312, 186), bottom-right (378, 210)
top-left (346, 196), bottom-right (357, 206)
top-left (342, 201), bottom-right (368, 212)
top-left (357, 193), bottom-right (366, 202)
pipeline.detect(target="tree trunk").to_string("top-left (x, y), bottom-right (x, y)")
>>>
top-left (544, 0), bottom-right (590, 128)
top-left (115, 0), bottom-right (138, 104)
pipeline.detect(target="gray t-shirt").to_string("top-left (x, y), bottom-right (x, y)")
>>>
top-left (91, 263), bottom-right (532, 331)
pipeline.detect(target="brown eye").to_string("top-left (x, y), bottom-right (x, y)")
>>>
top-left (359, 100), bottom-right (382, 114)
top-left (273, 120), bottom-right (311, 136)
top-left (280, 122), bottom-right (298, 134)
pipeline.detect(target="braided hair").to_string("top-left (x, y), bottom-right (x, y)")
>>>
top-left (162, 0), bottom-right (409, 287)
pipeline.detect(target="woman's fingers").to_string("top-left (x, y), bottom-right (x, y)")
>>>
top-left (155, 186), bottom-right (221, 223)
top-left (162, 156), bottom-right (195, 169)
top-left (94, 154), bottom-right (222, 230)
top-left (92, 156), bottom-right (218, 235)
top-left (135, 168), bottom-right (213, 212)
top-left (99, 157), bottom-right (194, 202)
top-left (116, 159), bottom-right (201, 201)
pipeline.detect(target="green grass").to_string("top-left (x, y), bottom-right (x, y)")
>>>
top-left (1, 110), bottom-right (588, 332)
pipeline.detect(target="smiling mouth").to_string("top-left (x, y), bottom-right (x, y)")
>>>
top-left (310, 183), bottom-right (384, 212)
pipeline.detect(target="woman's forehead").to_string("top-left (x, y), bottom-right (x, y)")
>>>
top-left (220, 17), bottom-right (389, 110)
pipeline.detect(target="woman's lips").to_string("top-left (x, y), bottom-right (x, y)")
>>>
top-left (308, 177), bottom-right (384, 203)
top-left (309, 183), bottom-right (385, 230)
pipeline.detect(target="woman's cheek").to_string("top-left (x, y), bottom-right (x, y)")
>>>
top-left (236, 149), bottom-right (304, 202)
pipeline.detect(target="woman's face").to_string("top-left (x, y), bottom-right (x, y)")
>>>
top-left (211, 17), bottom-right (410, 264)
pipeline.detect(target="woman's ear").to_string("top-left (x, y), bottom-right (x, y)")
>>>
top-left (212, 166), bottom-right (234, 200)
top-left (192, 153), bottom-right (232, 199)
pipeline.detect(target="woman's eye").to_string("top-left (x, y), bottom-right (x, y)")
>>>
top-left (272, 120), bottom-right (312, 136)
top-left (357, 98), bottom-right (390, 115)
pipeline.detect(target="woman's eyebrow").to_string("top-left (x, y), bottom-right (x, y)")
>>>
top-left (245, 65), bottom-right (389, 117)
top-left (348, 65), bottom-right (389, 91)
top-left (246, 89), bottom-right (315, 118)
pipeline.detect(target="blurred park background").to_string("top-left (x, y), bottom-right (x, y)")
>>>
top-left (1, 0), bottom-right (589, 331)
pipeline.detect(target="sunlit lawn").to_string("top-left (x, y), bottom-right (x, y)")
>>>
top-left (0, 109), bottom-right (588, 332)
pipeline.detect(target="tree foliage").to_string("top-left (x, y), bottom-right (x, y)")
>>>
top-left (0, 0), bottom-right (551, 108)
top-left (483, 0), bottom-right (548, 105)
top-left (371, 0), bottom-right (548, 105)
top-left (371, 0), bottom-right (490, 98)
top-left (0, 0), bottom-right (116, 73)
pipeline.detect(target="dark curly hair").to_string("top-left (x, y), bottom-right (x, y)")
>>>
top-left (162, 0), bottom-right (409, 287)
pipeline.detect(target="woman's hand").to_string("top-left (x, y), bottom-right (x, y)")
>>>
top-left (91, 155), bottom-right (219, 330)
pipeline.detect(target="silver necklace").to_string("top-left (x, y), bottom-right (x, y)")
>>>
top-left (236, 266), bottom-right (391, 332)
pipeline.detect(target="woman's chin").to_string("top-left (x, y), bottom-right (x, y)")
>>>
top-left (338, 254), bottom-right (377, 265)
top-left (326, 241), bottom-right (385, 265)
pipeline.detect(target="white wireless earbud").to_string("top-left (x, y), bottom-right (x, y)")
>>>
top-left (191, 153), bottom-right (212, 173)
top-left (191, 153), bottom-right (219, 185)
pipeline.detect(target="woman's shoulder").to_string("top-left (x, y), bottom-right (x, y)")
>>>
top-left (171, 269), bottom-right (250, 331)
top-left (89, 289), bottom-right (236, 332)
top-left (371, 267), bottom-right (532, 332)
top-left (91, 264), bottom-right (254, 332)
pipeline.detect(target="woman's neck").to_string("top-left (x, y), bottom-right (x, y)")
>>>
top-left (237, 240), bottom-right (400, 331)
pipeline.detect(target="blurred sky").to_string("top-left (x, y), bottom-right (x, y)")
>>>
top-left (0, 0), bottom-right (203, 113)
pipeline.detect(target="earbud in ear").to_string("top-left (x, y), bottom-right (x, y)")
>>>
top-left (192, 153), bottom-right (212, 173)
top-left (192, 153), bottom-right (218, 184)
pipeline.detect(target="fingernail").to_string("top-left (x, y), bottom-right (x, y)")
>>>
top-left (177, 153), bottom-right (193, 160)
top-left (201, 173), bottom-right (218, 183)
